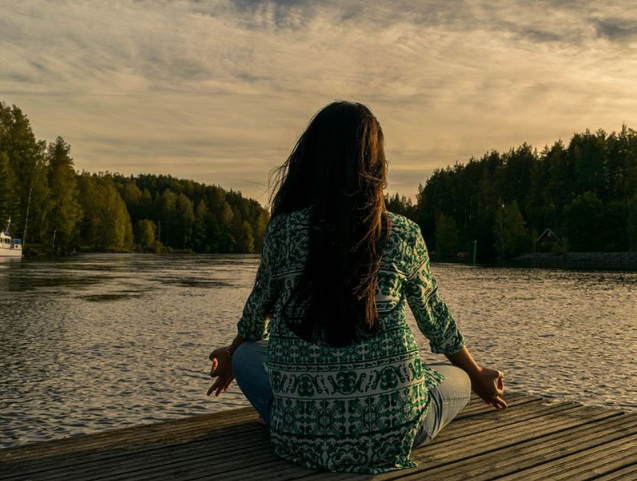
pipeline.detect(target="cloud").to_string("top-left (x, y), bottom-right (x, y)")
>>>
top-left (594, 18), bottom-right (637, 42)
top-left (1, 0), bottom-right (637, 204)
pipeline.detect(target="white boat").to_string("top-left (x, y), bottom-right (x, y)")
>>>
top-left (0, 218), bottom-right (23, 258)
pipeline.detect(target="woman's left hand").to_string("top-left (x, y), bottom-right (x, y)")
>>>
top-left (207, 347), bottom-right (234, 397)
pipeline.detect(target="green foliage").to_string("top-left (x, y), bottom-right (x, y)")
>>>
top-left (493, 201), bottom-right (533, 259)
top-left (385, 192), bottom-right (417, 221)
top-left (175, 193), bottom-right (195, 249)
top-left (27, 159), bottom-right (52, 242)
top-left (0, 99), bottom-right (272, 255)
top-left (628, 196), bottom-right (637, 252)
top-left (135, 219), bottom-right (159, 252)
top-left (0, 152), bottom-right (18, 227)
top-left (234, 219), bottom-right (255, 253)
top-left (0, 102), bottom-right (50, 243)
top-left (599, 201), bottom-right (629, 252)
top-left (435, 213), bottom-right (460, 258)
top-left (192, 200), bottom-right (211, 252)
top-left (47, 137), bottom-right (82, 250)
top-left (551, 237), bottom-right (568, 255)
top-left (417, 126), bottom-right (637, 259)
top-left (253, 210), bottom-right (269, 252)
top-left (76, 173), bottom-right (133, 251)
top-left (6, 98), bottom-right (635, 258)
top-left (563, 192), bottom-right (604, 251)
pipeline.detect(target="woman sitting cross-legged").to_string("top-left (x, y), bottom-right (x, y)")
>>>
top-left (207, 101), bottom-right (507, 474)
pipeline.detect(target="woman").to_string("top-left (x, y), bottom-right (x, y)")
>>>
top-left (207, 101), bottom-right (507, 474)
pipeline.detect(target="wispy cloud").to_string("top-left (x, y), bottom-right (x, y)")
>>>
top-left (1, 0), bottom-right (636, 203)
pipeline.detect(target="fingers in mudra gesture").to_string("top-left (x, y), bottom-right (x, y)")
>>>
top-left (472, 367), bottom-right (508, 410)
top-left (207, 347), bottom-right (235, 397)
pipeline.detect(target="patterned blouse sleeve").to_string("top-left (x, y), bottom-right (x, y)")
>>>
top-left (404, 223), bottom-right (465, 355)
top-left (236, 216), bottom-right (281, 341)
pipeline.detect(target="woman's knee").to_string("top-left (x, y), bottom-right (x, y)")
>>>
top-left (432, 364), bottom-right (472, 403)
top-left (455, 368), bottom-right (471, 395)
top-left (232, 340), bottom-right (268, 381)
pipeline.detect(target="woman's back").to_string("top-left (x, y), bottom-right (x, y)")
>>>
top-left (210, 102), bottom-right (505, 475)
top-left (237, 206), bottom-right (466, 474)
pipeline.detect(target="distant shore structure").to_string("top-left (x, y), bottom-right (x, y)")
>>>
top-left (535, 228), bottom-right (562, 253)
top-left (0, 218), bottom-right (22, 258)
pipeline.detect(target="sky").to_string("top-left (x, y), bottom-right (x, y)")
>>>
top-left (2, 0), bottom-right (637, 206)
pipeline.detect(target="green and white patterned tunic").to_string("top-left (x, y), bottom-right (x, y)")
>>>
top-left (237, 206), bottom-right (465, 474)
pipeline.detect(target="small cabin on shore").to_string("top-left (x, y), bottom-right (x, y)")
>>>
top-left (535, 228), bottom-right (561, 253)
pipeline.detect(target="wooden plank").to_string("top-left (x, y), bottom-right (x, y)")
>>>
top-left (593, 462), bottom-right (637, 481)
top-left (456, 392), bottom-right (541, 419)
top-left (0, 421), bottom-right (268, 479)
top-left (0, 419), bottom-right (269, 479)
top-left (0, 421), bottom-right (272, 481)
top-left (1, 393), bottom-right (633, 481)
top-left (0, 391), bottom-right (531, 465)
top-left (69, 399), bottom-right (575, 481)
top-left (3, 405), bottom-right (617, 481)
top-left (1, 393), bottom-right (535, 480)
top-left (415, 405), bottom-right (601, 458)
top-left (381, 413), bottom-right (637, 481)
top-left (0, 407), bottom-right (257, 463)
top-left (2, 432), bottom-right (273, 481)
top-left (426, 399), bottom-right (580, 444)
top-left (192, 408), bottom-right (626, 481)
top-left (55, 429), bottom-right (274, 481)
top-left (302, 408), bottom-right (625, 481)
top-left (494, 434), bottom-right (637, 480)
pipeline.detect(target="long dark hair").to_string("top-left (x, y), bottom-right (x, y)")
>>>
top-left (268, 101), bottom-right (392, 347)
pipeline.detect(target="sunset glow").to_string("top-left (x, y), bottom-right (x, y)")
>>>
top-left (2, 0), bottom-right (636, 204)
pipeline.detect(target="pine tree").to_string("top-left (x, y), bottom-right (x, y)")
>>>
top-left (175, 193), bottom-right (195, 249)
top-left (135, 219), bottom-right (157, 251)
top-left (47, 137), bottom-right (82, 250)
top-left (435, 213), bottom-right (460, 259)
top-left (493, 201), bottom-right (532, 259)
top-left (0, 152), bottom-right (18, 229)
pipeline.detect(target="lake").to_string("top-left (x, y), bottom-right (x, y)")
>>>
top-left (0, 254), bottom-right (636, 448)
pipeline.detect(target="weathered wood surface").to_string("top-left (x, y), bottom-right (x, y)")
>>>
top-left (1, 392), bottom-right (635, 480)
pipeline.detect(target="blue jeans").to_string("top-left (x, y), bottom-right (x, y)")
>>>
top-left (232, 341), bottom-right (471, 446)
top-left (412, 363), bottom-right (471, 447)
top-left (232, 340), bottom-right (273, 425)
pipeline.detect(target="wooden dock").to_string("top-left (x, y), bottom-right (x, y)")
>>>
top-left (1, 392), bottom-right (636, 480)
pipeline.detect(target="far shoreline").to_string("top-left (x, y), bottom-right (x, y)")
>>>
top-left (16, 248), bottom-right (637, 272)
top-left (509, 251), bottom-right (637, 271)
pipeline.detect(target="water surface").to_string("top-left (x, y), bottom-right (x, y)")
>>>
top-left (0, 254), bottom-right (635, 448)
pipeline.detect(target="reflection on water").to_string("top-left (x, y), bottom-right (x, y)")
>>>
top-left (0, 254), bottom-right (636, 448)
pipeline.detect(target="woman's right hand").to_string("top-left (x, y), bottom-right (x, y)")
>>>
top-left (471, 367), bottom-right (508, 410)
top-left (207, 347), bottom-right (235, 397)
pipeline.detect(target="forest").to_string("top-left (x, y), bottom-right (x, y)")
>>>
top-left (406, 128), bottom-right (637, 260)
top-left (0, 101), bottom-right (268, 254)
top-left (1, 99), bottom-right (636, 259)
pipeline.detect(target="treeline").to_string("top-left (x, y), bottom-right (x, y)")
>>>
top-left (0, 101), bottom-right (268, 254)
top-left (3, 99), bottom-right (636, 259)
top-left (407, 127), bottom-right (637, 260)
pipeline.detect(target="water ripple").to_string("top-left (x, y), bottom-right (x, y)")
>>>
top-left (0, 255), bottom-right (635, 448)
